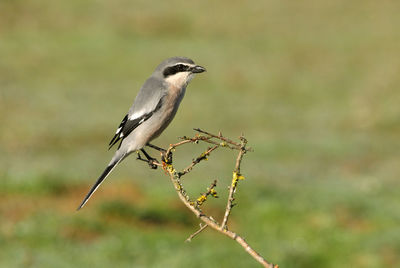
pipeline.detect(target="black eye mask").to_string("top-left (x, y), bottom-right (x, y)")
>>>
top-left (163, 64), bottom-right (190, 77)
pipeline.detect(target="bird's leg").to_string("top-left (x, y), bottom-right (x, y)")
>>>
top-left (146, 143), bottom-right (171, 163)
top-left (146, 143), bottom-right (166, 153)
top-left (136, 151), bottom-right (148, 163)
top-left (139, 149), bottom-right (158, 169)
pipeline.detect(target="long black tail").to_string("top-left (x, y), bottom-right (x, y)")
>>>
top-left (77, 160), bottom-right (121, 210)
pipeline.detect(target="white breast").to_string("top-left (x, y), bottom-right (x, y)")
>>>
top-left (165, 72), bottom-right (194, 89)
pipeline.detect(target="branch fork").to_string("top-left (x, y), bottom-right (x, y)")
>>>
top-left (148, 128), bottom-right (277, 268)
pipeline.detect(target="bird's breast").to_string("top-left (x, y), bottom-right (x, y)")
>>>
top-left (163, 84), bottom-right (186, 120)
top-left (144, 84), bottom-right (186, 142)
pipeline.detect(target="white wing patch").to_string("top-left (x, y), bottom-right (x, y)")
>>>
top-left (129, 110), bottom-right (145, 120)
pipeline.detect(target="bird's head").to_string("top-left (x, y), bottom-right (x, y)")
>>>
top-left (155, 57), bottom-right (206, 88)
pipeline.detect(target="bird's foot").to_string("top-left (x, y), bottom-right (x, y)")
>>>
top-left (148, 158), bottom-right (159, 169)
top-left (136, 152), bottom-right (158, 169)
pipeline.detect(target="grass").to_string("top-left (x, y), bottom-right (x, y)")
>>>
top-left (1, 0), bottom-right (400, 267)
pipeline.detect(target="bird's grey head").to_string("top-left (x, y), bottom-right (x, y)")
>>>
top-left (154, 56), bottom-right (206, 88)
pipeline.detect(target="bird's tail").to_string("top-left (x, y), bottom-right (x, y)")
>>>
top-left (77, 155), bottom-right (125, 210)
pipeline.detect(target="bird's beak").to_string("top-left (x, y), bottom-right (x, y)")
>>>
top-left (191, 65), bottom-right (206, 73)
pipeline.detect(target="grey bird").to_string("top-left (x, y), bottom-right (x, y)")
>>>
top-left (77, 57), bottom-right (206, 210)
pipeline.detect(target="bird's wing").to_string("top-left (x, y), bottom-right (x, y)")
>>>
top-left (109, 77), bottom-right (166, 149)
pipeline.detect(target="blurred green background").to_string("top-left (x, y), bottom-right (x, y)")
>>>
top-left (1, 0), bottom-right (400, 267)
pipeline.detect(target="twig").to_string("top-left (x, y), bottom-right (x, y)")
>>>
top-left (158, 130), bottom-right (277, 268)
top-left (194, 128), bottom-right (241, 148)
top-left (186, 224), bottom-right (208, 242)
top-left (178, 146), bottom-right (219, 177)
top-left (195, 179), bottom-right (218, 207)
top-left (221, 136), bottom-right (247, 229)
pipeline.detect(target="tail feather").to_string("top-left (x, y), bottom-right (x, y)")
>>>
top-left (77, 158), bottom-right (122, 210)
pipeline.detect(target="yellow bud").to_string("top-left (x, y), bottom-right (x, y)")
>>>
top-left (233, 172), bottom-right (245, 180)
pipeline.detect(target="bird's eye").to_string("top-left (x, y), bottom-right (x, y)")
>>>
top-left (163, 64), bottom-right (189, 77)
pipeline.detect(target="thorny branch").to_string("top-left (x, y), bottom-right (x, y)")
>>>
top-left (178, 145), bottom-right (219, 178)
top-left (153, 128), bottom-right (278, 268)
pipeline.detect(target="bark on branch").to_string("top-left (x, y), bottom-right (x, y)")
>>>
top-left (152, 129), bottom-right (278, 268)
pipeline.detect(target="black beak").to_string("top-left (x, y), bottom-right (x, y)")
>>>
top-left (191, 65), bottom-right (206, 73)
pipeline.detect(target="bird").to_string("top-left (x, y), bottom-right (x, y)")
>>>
top-left (77, 57), bottom-right (206, 210)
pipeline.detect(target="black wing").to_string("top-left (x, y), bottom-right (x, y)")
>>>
top-left (108, 113), bottom-right (151, 149)
top-left (108, 97), bottom-right (164, 150)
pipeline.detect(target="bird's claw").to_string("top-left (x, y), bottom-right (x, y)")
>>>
top-left (148, 159), bottom-right (159, 169)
